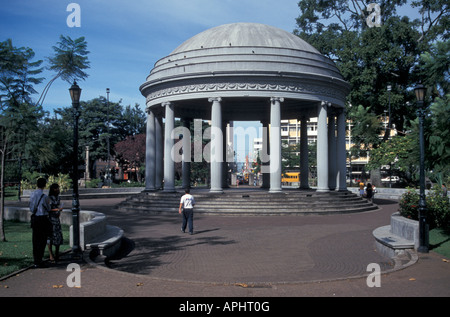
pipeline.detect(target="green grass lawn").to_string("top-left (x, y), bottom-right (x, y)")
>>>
top-left (0, 221), bottom-right (71, 278)
top-left (429, 228), bottom-right (450, 258)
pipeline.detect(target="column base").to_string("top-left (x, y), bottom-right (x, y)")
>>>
top-left (269, 188), bottom-right (282, 193)
top-left (316, 188), bottom-right (330, 193)
top-left (209, 188), bottom-right (224, 194)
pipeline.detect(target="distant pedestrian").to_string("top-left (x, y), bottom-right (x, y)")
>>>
top-left (366, 183), bottom-right (373, 203)
top-left (179, 188), bottom-right (195, 235)
top-left (359, 181), bottom-right (365, 197)
top-left (442, 184), bottom-right (447, 197)
top-left (29, 178), bottom-right (52, 268)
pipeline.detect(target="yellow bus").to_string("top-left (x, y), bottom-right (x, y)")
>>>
top-left (281, 172), bottom-right (300, 183)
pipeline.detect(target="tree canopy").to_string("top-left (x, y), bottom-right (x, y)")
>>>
top-left (294, 0), bottom-right (449, 184)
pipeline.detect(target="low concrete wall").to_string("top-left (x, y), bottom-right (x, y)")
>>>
top-left (373, 212), bottom-right (419, 259)
top-left (390, 212), bottom-right (419, 250)
top-left (22, 187), bottom-right (143, 201)
top-left (4, 206), bottom-right (122, 257)
top-left (348, 187), bottom-right (432, 201)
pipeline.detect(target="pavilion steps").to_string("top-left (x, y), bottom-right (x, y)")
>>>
top-left (115, 189), bottom-right (378, 215)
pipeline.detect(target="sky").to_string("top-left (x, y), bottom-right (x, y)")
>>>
top-left (0, 0), bottom-right (423, 162)
top-left (0, 0), bottom-right (301, 113)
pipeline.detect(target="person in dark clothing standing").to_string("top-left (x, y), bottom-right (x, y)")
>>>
top-left (29, 178), bottom-right (51, 268)
top-left (366, 183), bottom-right (373, 203)
top-left (47, 183), bottom-right (64, 263)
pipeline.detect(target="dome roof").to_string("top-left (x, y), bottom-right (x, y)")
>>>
top-left (140, 23), bottom-right (350, 116)
top-left (171, 23), bottom-right (320, 54)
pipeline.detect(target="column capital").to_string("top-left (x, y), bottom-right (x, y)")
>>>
top-left (270, 97), bottom-right (284, 103)
top-left (208, 97), bottom-right (222, 103)
top-left (162, 101), bottom-right (172, 107)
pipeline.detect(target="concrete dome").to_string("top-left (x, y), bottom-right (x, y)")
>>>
top-left (140, 23), bottom-right (350, 119)
top-left (171, 23), bottom-right (320, 54)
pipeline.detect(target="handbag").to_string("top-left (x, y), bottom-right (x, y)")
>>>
top-left (30, 194), bottom-right (45, 229)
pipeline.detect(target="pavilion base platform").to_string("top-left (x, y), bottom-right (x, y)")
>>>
top-left (116, 187), bottom-right (378, 216)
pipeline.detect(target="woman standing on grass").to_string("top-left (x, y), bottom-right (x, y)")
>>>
top-left (47, 183), bottom-right (63, 263)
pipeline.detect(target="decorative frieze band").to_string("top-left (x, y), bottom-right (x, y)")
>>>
top-left (146, 79), bottom-right (346, 103)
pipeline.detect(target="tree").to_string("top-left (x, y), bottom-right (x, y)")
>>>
top-left (294, 1), bottom-right (449, 185)
top-left (114, 134), bottom-right (146, 182)
top-left (0, 40), bottom-right (46, 241)
top-left (294, 0), bottom-right (448, 133)
top-left (348, 104), bottom-right (382, 159)
top-left (36, 35), bottom-right (90, 108)
top-left (426, 95), bottom-right (450, 182)
top-left (118, 104), bottom-right (146, 137)
top-left (0, 39), bottom-right (44, 107)
top-left (367, 134), bottom-right (418, 184)
top-left (55, 97), bottom-right (123, 164)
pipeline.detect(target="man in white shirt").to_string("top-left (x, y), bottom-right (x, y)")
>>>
top-left (179, 188), bottom-right (195, 235)
top-left (29, 178), bottom-right (51, 268)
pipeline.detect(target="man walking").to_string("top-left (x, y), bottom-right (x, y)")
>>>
top-left (29, 178), bottom-right (51, 268)
top-left (179, 188), bottom-right (195, 235)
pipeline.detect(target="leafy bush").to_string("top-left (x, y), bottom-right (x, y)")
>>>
top-left (47, 174), bottom-right (72, 193)
top-left (86, 178), bottom-right (102, 188)
top-left (399, 186), bottom-right (450, 230)
top-left (399, 187), bottom-right (420, 220)
top-left (20, 172), bottom-right (72, 193)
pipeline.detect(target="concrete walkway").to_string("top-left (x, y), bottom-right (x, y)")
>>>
top-left (1, 196), bottom-right (449, 297)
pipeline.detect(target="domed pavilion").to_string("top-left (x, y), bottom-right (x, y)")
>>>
top-left (140, 23), bottom-right (350, 194)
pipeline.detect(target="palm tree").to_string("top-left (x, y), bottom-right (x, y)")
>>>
top-left (36, 35), bottom-right (90, 107)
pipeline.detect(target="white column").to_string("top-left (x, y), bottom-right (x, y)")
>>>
top-left (222, 120), bottom-right (229, 188)
top-left (163, 102), bottom-right (176, 192)
top-left (155, 116), bottom-right (163, 189)
top-left (269, 97), bottom-right (283, 193)
top-left (145, 109), bottom-right (156, 191)
top-left (317, 101), bottom-right (329, 192)
top-left (336, 109), bottom-right (347, 191)
top-left (182, 118), bottom-right (191, 189)
top-left (261, 119), bottom-right (270, 188)
top-left (209, 97), bottom-right (223, 193)
top-left (300, 116), bottom-right (309, 189)
top-left (328, 110), bottom-right (337, 190)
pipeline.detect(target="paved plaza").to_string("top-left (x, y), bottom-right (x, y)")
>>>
top-left (1, 196), bottom-right (449, 297)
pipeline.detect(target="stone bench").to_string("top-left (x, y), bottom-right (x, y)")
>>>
top-left (373, 212), bottom-right (419, 258)
top-left (4, 206), bottom-right (123, 258)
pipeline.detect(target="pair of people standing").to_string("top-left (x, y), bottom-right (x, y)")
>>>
top-left (30, 178), bottom-right (63, 267)
top-left (358, 181), bottom-right (374, 202)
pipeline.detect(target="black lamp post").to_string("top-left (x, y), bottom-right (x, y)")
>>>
top-left (414, 83), bottom-right (428, 253)
top-left (69, 81), bottom-right (82, 255)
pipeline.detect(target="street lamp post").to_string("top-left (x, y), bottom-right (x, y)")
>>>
top-left (106, 88), bottom-right (111, 186)
top-left (69, 81), bottom-right (82, 256)
top-left (414, 84), bottom-right (428, 253)
top-left (387, 85), bottom-right (392, 188)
